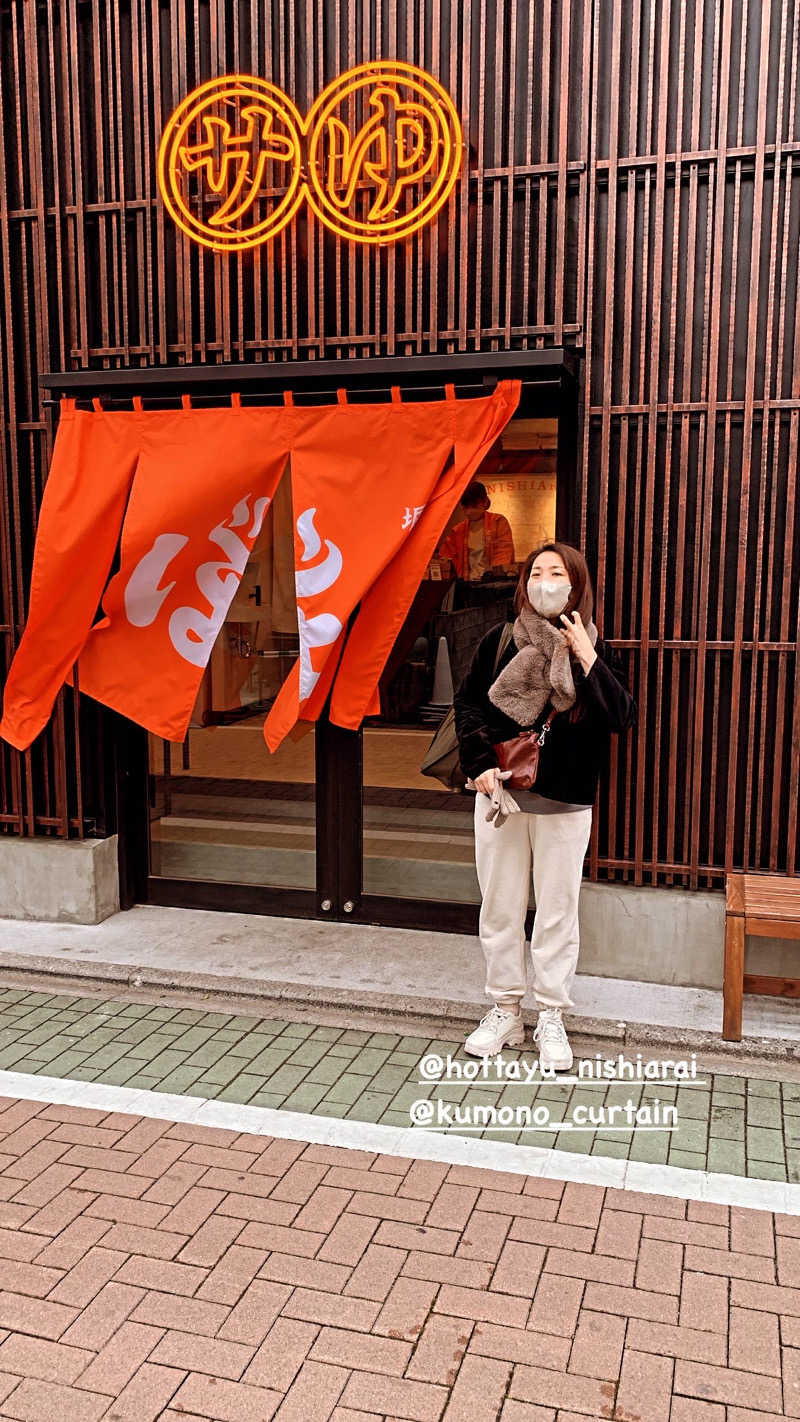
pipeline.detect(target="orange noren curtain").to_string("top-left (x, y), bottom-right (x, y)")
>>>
top-left (327, 380), bottom-right (521, 731)
top-left (262, 380), bottom-right (520, 748)
top-left (73, 402), bottom-right (293, 742)
top-left (0, 380), bottom-right (521, 753)
top-left (0, 400), bottom-right (140, 751)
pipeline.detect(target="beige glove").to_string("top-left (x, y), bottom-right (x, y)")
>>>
top-left (466, 768), bottom-right (521, 827)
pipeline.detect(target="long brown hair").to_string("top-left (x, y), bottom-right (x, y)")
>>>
top-left (513, 541), bottom-right (596, 722)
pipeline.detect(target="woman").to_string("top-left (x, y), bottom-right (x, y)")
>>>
top-left (453, 541), bottom-right (636, 1070)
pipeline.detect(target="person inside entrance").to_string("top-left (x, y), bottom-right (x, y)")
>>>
top-left (436, 480), bottom-right (516, 580)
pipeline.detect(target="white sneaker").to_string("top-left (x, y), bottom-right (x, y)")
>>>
top-left (532, 1007), bottom-right (572, 1071)
top-left (464, 1005), bottom-right (525, 1057)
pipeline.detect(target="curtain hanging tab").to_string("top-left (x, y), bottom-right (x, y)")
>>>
top-left (132, 396), bottom-right (143, 412)
top-left (230, 391), bottom-right (241, 411)
top-left (445, 383), bottom-right (456, 400)
top-left (390, 386), bottom-right (401, 403)
top-left (60, 397), bottom-right (77, 414)
top-left (283, 390), bottom-right (294, 406)
top-left (181, 394), bottom-right (192, 411)
top-left (92, 397), bottom-right (103, 412)
top-left (336, 388), bottom-right (348, 405)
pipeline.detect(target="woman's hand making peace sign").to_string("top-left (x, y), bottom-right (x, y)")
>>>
top-left (559, 609), bottom-right (598, 675)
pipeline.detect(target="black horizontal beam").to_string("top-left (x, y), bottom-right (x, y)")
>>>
top-left (39, 347), bottom-right (580, 394)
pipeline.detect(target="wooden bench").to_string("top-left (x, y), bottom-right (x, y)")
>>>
top-left (723, 872), bottom-right (800, 1040)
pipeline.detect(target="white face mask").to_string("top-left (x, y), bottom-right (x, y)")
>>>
top-left (528, 577), bottom-right (571, 617)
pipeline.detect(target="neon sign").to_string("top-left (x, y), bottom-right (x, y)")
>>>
top-left (156, 61), bottom-right (464, 251)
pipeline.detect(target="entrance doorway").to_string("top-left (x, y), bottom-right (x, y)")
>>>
top-left (109, 351), bottom-right (581, 932)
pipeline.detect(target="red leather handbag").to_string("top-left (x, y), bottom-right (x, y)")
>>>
top-left (493, 708), bottom-right (557, 791)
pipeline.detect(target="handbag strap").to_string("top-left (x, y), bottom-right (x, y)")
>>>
top-left (536, 707), bottom-right (557, 742)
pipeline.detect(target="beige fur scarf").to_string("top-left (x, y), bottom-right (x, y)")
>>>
top-left (487, 603), bottom-right (598, 724)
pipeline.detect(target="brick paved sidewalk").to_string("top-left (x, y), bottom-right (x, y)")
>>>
top-left (0, 988), bottom-right (796, 1182)
top-left (0, 1091), bottom-right (798, 1421)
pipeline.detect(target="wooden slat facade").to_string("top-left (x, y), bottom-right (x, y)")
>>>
top-left (1, 0), bottom-right (799, 891)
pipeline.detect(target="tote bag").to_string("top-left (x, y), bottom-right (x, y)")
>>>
top-left (419, 621), bottom-right (514, 790)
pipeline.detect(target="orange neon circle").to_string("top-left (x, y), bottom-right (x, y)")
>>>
top-left (305, 61), bottom-right (464, 244)
top-left (156, 62), bottom-right (464, 251)
top-left (156, 74), bottom-right (305, 252)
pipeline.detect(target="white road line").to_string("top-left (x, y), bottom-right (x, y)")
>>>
top-left (0, 1069), bottom-right (792, 1215)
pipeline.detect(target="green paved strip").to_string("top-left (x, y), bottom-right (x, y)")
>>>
top-left (0, 986), bottom-right (793, 1180)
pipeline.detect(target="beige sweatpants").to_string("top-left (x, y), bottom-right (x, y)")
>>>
top-left (473, 795), bottom-right (593, 1010)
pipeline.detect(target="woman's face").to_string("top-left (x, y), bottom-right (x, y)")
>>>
top-left (525, 549), bottom-right (572, 619)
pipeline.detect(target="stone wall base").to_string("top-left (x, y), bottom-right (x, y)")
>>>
top-left (579, 881), bottom-right (791, 992)
top-left (0, 836), bottom-right (119, 924)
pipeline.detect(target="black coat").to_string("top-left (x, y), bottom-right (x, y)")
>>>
top-left (453, 620), bottom-right (637, 806)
